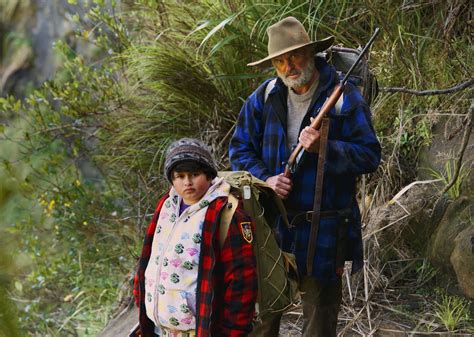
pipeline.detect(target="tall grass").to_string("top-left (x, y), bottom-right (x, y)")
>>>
top-left (99, 0), bottom-right (472, 206)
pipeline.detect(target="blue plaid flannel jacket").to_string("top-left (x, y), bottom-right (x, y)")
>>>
top-left (229, 56), bottom-right (381, 281)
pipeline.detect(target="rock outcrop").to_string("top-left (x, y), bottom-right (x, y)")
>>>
top-left (426, 196), bottom-right (471, 271)
top-left (450, 225), bottom-right (474, 299)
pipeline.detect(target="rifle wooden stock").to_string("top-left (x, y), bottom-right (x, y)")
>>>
top-left (283, 84), bottom-right (344, 177)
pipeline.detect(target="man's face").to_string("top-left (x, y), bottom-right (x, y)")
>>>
top-left (272, 47), bottom-right (315, 90)
top-left (171, 170), bottom-right (211, 205)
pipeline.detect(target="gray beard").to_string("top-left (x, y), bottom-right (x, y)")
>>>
top-left (277, 60), bottom-right (316, 90)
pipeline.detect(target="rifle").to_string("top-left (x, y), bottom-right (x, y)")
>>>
top-left (283, 27), bottom-right (380, 177)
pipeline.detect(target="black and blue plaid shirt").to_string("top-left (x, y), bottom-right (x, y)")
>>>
top-left (229, 57), bottom-right (381, 281)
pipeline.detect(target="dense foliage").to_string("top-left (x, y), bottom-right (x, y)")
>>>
top-left (0, 0), bottom-right (471, 335)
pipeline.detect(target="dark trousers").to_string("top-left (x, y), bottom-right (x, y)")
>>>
top-left (249, 276), bottom-right (342, 337)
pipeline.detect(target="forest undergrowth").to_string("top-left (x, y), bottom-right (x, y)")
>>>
top-left (0, 0), bottom-right (472, 335)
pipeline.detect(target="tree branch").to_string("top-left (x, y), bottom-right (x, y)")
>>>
top-left (380, 77), bottom-right (474, 96)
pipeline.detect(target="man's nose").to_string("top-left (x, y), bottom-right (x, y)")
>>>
top-left (284, 59), bottom-right (294, 72)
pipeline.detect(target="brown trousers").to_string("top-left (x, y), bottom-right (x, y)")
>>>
top-left (249, 276), bottom-right (342, 337)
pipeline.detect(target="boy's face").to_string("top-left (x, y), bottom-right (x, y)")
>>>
top-left (171, 171), bottom-right (211, 205)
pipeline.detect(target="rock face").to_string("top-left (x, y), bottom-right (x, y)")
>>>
top-left (365, 182), bottom-right (473, 299)
top-left (417, 115), bottom-right (473, 194)
top-left (365, 183), bottom-right (444, 259)
top-left (426, 197), bottom-right (471, 272)
top-left (0, 0), bottom-right (88, 96)
top-left (416, 110), bottom-right (473, 298)
top-left (450, 225), bottom-right (474, 299)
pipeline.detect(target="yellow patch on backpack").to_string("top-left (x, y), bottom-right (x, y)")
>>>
top-left (239, 222), bottom-right (253, 244)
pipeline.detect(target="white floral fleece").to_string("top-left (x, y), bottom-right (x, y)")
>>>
top-left (144, 177), bottom-right (230, 331)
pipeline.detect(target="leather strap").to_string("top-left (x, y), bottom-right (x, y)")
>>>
top-left (219, 193), bottom-right (239, 249)
top-left (306, 117), bottom-right (330, 276)
top-left (288, 210), bottom-right (338, 227)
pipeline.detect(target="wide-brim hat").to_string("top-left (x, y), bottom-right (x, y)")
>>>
top-left (248, 16), bottom-right (334, 67)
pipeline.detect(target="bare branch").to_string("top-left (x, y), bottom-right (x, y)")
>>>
top-left (380, 77), bottom-right (474, 96)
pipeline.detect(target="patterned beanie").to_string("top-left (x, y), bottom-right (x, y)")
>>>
top-left (164, 138), bottom-right (217, 182)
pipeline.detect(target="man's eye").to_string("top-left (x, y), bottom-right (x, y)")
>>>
top-left (291, 53), bottom-right (303, 61)
top-left (290, 54), bottom-right (300, 61)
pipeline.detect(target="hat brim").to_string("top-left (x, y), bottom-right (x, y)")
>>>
top-left (247, 36), bottom-right (335, 67)
top-left (165, 159), bottom-right (217, 183)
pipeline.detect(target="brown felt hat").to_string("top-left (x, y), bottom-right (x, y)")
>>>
top-left (248, 16), bottom-right (334, 67)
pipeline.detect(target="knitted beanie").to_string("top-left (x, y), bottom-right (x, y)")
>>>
top-left (164, 138), bottom-right (217, 182)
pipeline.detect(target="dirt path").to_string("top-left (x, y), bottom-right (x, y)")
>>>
top-left (98, 305), bottom-right (304, 337)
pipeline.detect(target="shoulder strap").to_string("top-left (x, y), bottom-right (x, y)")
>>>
top-left (219, 193), bottom-right (239, 248)
top-left (334, 93), bottom-right (344, 116)
top-left (306, 117), bottom-right (330, 275)
top-left (264, 78), bottom-right (277, 103)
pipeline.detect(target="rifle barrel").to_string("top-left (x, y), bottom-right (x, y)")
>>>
top-left (341, 27), bottom-right (380, 85)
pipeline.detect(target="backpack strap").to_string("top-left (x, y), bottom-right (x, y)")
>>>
top-left (264, 78), bottom-right (277, 103)
top-left (219, 193), bottom-right (239, 249)
top-left (334, 93), bottom-right (344, 116)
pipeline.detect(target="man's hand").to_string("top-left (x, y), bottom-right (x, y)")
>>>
top-left (266, 173), bottom-right (293, 199)
top-left (299, 126), bottom-right (320, 153)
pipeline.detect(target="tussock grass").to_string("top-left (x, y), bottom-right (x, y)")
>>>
top-left (434, 289), bottom-right (471, 332)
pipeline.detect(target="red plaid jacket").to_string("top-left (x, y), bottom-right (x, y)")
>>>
top-left (133, 191), bottom-right (257, 337)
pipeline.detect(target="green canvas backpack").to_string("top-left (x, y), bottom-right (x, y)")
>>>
top-left (218, 171), bottom-right (300, 318)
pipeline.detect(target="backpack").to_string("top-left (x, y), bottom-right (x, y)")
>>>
top-left (264, 46), bottom-right (378, 107)
top-left (218, 171), bottom-right (300, 318)
top-left (325, 46), bottom-right (378, 106)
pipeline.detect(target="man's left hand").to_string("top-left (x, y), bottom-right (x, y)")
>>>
top-left (299, 126), bottom-right (320, 153)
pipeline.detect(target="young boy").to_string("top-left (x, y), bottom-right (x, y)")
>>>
top-left (133, 138), bottom-right (257, 337)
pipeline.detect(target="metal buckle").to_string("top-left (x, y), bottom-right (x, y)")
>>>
top-left (305, 211), bottom-right (313, 222)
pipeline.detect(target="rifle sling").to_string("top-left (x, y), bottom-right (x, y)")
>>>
top-left (306, 117), bottom-right (330, 276)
